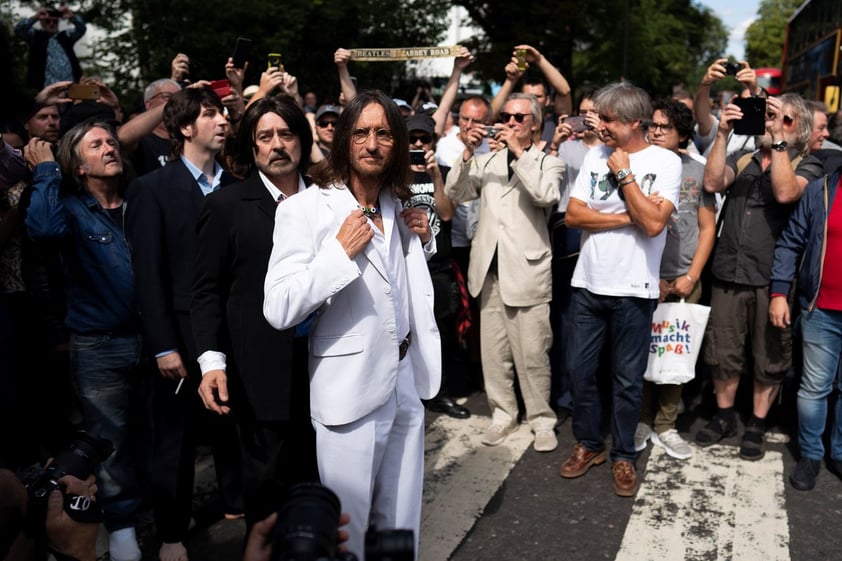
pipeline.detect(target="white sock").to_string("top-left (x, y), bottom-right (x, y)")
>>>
top-left (109, 527), bottom-right (142, 561)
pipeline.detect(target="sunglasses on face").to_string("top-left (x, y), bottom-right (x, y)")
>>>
top-left (317, 120), bottom-right (336, 128)
top-left (500, 112), bottom-right (529, 123)
top-left (409, 134), bottom-right (432, 144)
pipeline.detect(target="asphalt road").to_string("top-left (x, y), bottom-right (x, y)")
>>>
top-left (116, 382), bottom-right (842, 561)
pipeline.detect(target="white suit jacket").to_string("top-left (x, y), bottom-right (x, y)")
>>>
top-left (263, 183), bottom-right (441, 426)
top-left (445, 146), bottom-right (564, 307)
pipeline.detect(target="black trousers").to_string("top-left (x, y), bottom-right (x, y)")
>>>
top-left (237, 336), bottom-right (319, 530)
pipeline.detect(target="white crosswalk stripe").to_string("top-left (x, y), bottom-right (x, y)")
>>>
top-left (420, 415), bottom-right (532, 561)
top-left (617, 444), bottom-right (789, 561)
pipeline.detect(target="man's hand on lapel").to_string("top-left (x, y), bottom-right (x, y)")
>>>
top-left (337, 209), bottom-right (375, 257)
top-left (401, 207), bottom-right (432, 244)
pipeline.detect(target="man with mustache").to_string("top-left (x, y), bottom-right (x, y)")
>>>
top-left (24, 121), bottom-right (143, 561)
top-left (125, 87), bottom-right (242, 561)
top-left (192, 96), bottom-right (319, 532)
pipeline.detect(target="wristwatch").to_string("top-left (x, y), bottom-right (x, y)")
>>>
top-left (771, 140), bottom-right (788, 152)
top-left (615, 168), bottom-right (633, 181)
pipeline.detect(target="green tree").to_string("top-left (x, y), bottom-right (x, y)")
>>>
top-left (11, 0), bottom-right (450, 107)
top-left (744, 0), bottom-right (802, 68)
top-left (454, 0), bottom-right (727, 98)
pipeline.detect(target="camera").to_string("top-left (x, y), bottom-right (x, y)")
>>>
top-left (47, 9), bottom-right (62, 18)
top-left (18, 431), bottom-right (112, 536)
top-left (271, 482), bottom-right (413, 561)
top-left (724, 61), bottom-right (741, 76)
top-left (21, 431), bottom-right (112, 503)
top-left (485, 125), bottom-right (498, 138)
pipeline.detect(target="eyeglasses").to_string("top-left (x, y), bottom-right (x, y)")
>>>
top-left (409, 134), bottom-right (432, 145)
top-left (317, 120), bottom-right (337, 128)
top-left (500, 112), bottom-right (530, 123)
top-left (648, 122), bottom-right (674, 132)
top-left (351, 127), bottom-right (394, 145)
top-left (148, 91), bottom-right (175, 103)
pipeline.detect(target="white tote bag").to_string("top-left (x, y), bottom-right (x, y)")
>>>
top-left (644, 299), bottom-right (711, 385)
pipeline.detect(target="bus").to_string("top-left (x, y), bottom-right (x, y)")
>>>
top-left (781, 0), bottom-right (842, 111)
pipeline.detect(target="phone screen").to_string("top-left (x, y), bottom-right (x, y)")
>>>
top-left (410, 150), bottom-right (426, 165)
top-left (231, 37), bottom-right (252, 69)
top-left (732, 97), bottom-right (767, 136)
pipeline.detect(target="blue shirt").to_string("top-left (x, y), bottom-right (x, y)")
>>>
top-left (180, 155), bottom-right (223, 196)
top-left (25, 162), bottom-right (137, 334)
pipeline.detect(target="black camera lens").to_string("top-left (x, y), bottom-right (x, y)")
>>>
top-left (272, 482), bottom-right (341, 561)
top-left (725, 62), bottom-right (741, 76)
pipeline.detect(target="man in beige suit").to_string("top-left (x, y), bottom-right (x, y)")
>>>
top-left (445, 93), bottom-right (564, 452)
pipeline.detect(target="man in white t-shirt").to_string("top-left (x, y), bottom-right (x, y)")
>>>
top-left (559, 82), bottom-right (682, 497)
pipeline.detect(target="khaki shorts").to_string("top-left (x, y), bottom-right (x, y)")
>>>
top-left (702, 282), bottom-right (792, 385)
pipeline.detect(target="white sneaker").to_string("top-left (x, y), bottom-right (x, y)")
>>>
top-left (109, 527), bottom-right (141, 561)
top-left (634, 422), bottom-right (653, 452)
top-left (482, 422), bottom-right (518, 446)
top-left (533, 430), bottom-right (558, 452)
top-left (652, 429), bottom-right (694, 460)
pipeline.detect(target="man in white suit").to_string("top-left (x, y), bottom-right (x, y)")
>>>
top-left (445, 93), bottom-right (564, 452)
top-left (263, 90), bottom-right (440, 559)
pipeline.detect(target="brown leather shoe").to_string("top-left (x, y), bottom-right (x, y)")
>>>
top-left (612, 460), bottom-right (638, 497)
top-left (560, 442), bottom-right (606, 479)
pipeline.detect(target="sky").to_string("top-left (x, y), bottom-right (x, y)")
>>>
top-left (698, 0), bottom-right (762, 61)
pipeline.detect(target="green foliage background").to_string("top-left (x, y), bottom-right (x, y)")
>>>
top-left (1, 0), bottom-right (801, 115)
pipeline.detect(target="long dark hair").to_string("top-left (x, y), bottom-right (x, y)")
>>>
top-left (233, 95), bottom-right (313, 177)
top-left (312, 90), bottom-right (412, 200)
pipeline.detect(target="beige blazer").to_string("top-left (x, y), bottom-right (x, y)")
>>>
top-left (445, 146), bottom-right (564, 307)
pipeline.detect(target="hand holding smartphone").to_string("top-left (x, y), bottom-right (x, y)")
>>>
top-left (563, 115), bottom-right (589, 134)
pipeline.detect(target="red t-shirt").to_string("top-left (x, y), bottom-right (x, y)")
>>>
top-left (817, 174), bottom-right (842, 310)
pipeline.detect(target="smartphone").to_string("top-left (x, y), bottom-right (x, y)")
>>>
top-left (516, 48), bottom-right (527, 72)
top-left (231, 37), bottom-right (252, 69)
top-left (67, 83), bottom-right (100, 101)
top-left (209, 79), bottom-right (231, 99)
top-left (267, 52), bottom-right (283, 72)
top-left (732, 97), bottom-right (767, 136)
top-left (564, 115), bottom-right (589, 133)
top-left (410, 150), bottom-right (426, 166)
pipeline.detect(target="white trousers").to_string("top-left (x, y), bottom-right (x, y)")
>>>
top-left (313, 358), bottom-right (425, 560)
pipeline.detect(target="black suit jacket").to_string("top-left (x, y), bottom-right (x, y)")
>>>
top-left (191, 173), bottom-right (301, 421)
top-left (125, 159), bottom-right (235, 360)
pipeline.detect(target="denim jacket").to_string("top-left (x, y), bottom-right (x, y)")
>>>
top-left (770, 169), bottom-right (842, 311)
top-left (25, 162), bottom-right (137, 333)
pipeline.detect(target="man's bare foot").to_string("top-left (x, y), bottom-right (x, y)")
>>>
top-left (159, 541), bottom-right (188, 561)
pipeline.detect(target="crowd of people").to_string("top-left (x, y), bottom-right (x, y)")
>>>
top-left (3, 5), bottom-right (842, 561)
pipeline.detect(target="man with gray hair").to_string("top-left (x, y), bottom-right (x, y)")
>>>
top-left (445, 92), bottom-right (564, 452)
top-left (559, 82), bottom-right (681, 497)
top-left (695, 93), bottom-right (824, 461)
top-left (129, 77), bottom-right (182, 175)
top-left (25, 121), bottom-right (143, 561)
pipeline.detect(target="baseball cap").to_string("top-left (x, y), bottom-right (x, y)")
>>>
top-left (393, 98), bottom-right (412, 111)
top-left (315, 105), bottom-right (341, 121)
top-left (405, 114), bottom-right (435, 135)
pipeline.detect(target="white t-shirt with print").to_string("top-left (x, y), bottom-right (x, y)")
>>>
top-left (570, 144), bottom-right (682, 299)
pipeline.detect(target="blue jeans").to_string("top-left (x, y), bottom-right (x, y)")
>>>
top-left (797, 308), bottom-right (842, 461)
top-left (70, 333), bottom-right (143, 531)
top-left (566, 288), bottom-right (655, 462)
